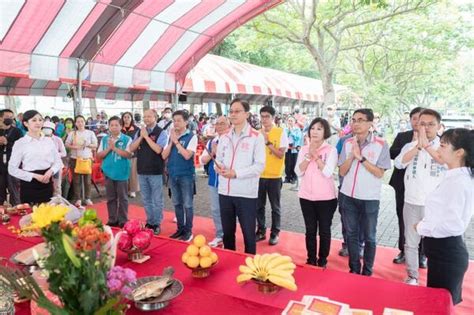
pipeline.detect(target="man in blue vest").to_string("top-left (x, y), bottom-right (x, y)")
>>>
top-left (130, 109), bottom-right (168, 235)
top-left (97, 116), bottom-right (132, 227)
top-left (162, 110), bottom-right (198, 242)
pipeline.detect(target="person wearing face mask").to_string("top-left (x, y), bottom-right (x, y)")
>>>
top-left (0, 109), bottom-right (22, 206)
top-left (42, 121), bottom-right (67, 196)
top-left (158, 107), bottom-right (173, 130)
top-left (8, 110), bottom-right (63, 204)
top-left (62, 118), bottom-right (75, 142)
top-left (295, 118), bottom-right (338, 267)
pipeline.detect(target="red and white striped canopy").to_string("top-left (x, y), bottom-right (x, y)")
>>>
top-left (0, 0), bottom-right (281, 99)
top-left (183, 54), bottom-right (347, 105)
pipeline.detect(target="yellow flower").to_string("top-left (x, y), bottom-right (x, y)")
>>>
top-left (28, 204), bottom-right (69, 229)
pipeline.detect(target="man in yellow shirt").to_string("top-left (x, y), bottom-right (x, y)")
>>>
top-left (256, 106), bottom-right (289, 245)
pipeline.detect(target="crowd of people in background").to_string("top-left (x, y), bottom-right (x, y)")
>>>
top-left (0, 101), bottom-right (472, 305)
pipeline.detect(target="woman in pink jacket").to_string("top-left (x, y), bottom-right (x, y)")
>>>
top-left (295, 118), bottom-right (338, 267)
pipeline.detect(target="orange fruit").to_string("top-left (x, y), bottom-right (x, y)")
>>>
top-left (186, 244), bottom-right (199, 256)
top-left (200, 256), bottom-right (212, 268)
top-left (186, 256), bottom-right (200, 268)
top-left (181, 252), bottom-right (190, 263)
top-left (193, 234), bottom-right (206, 247)
top-left (210, 252), bottom-right (218, 264)
top-left (199, 245), bottom-right (212, 257)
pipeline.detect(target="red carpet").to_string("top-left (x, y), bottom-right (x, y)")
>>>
top-left (95, 201), bottom-right (473, 314)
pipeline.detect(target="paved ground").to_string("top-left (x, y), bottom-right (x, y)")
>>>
top-left (93, 168), bottom-right (474, 260)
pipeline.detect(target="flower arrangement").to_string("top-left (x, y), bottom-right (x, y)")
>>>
top-left (0, 204), bottom-right (136, 315)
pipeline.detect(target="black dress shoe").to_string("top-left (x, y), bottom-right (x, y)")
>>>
top-left (393, 252), bottom-right (405, 264)
top-left (256, 231), bottom-right (266, 242)
top-left (419, 255), bottom-right (427, 269)
top-left (169, 230), bottom-right (183, 239)
top-left (306, 259), bottom-right (317, 266)
top-left (106, 221), bottom-right (119, 227)
top-left (268, 234), bottom-right (279, 246)
top-left (317, 259), bottom-right (327, 269)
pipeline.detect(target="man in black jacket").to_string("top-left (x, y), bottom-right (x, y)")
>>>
top-left (0, 109), bottom-right (22, 206)
top-left (389, 107), bottom-right (427, 267)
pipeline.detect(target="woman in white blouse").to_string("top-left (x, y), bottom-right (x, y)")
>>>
top-left (416, 128), bottom-right (473, 304)
top-left (8, 110), bottom-right (63, 204)
top-left (65, 115), bottom-right (98, 207)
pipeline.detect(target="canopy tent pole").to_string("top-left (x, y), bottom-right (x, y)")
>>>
top-left (74, 59), bottom-right (83, 117)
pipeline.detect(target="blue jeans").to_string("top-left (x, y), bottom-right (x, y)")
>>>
top-left (342, 195), bottom-right (379, 276)
top-left (339, 192), bottom-right (365, 249)
top-left (209, 186), bottom-right (223, 238)
top-left (169, 175), bottom-right (194, 235)
top-left (138, 175), bottom-right (164, 226)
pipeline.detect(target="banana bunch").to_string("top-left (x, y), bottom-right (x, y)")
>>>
top-left (236, 253), bottom-right (297, 291)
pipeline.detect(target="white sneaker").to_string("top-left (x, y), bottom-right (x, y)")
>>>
top-left (405, 277), bottom-right (418, 285)
top-left (208, 237), bottom-right (223, 247)
top-left (129, 192), bottom-right (136, 198)
top-left (75, 200), bottom-right (82, 207)
top-left (85, 199), bottom-right (93, 206)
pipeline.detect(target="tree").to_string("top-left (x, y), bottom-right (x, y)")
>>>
top-left (248, 0), bottom-right (435, 108)
top-left (336, 2), bottom-right (473, 117)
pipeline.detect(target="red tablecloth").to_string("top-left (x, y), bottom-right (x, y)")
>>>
top-left (0, 219), bottom-right (454, 315)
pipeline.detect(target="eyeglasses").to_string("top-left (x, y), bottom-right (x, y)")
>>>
top-left (229, 109), bottom-right (245, 115)
top-left (215, 122), bottom-right (227, 126)
top-left (351, 118), bottom-right (369, 124)
top-left (260, 114), bottom-right (272, 119)
top-left (419, 122), bottom-right (438, 128)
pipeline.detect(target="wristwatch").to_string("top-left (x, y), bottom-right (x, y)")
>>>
top-left (360, 157), bottom-right (367, 163)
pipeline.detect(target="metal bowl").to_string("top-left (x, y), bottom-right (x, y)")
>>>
top-left (10, 251), bottom-right (39, 274)
top-left (128, 276), bottom-right (183, 311)
top-left (184, 260), bottom-right (218, 278)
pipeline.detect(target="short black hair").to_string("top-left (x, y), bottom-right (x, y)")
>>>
top-left (108, 116), bottom-right (122, 125)
top-left (259, 106), bottom-right (276, 117)
top-left (51, 116), bottom-right (59, 123)
top-left (64, 117), bottom-right (74, 125)
top-left (409, 107), bottom-right (424, 118)
top-left (163, 107), bottom-right (172, 112)
top-left (230, 98), bottom-right (250, 112)
top-left (172, 110), bottom-right (189, 121)
top-left (353, 108), bottom-right (374, 122)
top-left (419, 108), bottom-right (441, 123)
top-left (0, 109), bottom-right (14, 117)
top-left (307, 118), bottom-right (331, 140)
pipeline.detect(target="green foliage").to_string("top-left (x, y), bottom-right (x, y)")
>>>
top-left (41, 222), bottom-right (112, 315)
top-left (213, 0), bottom-right (472, 115)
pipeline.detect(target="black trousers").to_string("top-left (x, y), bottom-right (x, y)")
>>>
top-left (423, 236), bottom-right (468, 305)
top-left (256, 178), bottom-right (282, 236)
top-left (284, 151), bottom-right (298, 182)
top-left (300, 198), bottom-right (337, 265)
top-left (0, 166), bottom-right (20, 206)
top-left (219, 194), bottom-right (257, 254)
top-left (20, 169), bottom-right (53, 205)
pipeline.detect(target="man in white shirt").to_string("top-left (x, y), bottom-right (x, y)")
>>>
top-left (395, 109), bottom-right (445, 285)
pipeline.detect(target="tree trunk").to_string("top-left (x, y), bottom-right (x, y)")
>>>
top-left (89, 99), bottom-right (98, 118)
top-left (215, 103), bottom-right (223, 116)
top-left (321, 70), bottom-right (336, 109)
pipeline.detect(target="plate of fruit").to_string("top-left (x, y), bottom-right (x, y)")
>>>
top-left (181, 235), bottom-right (218, 278)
